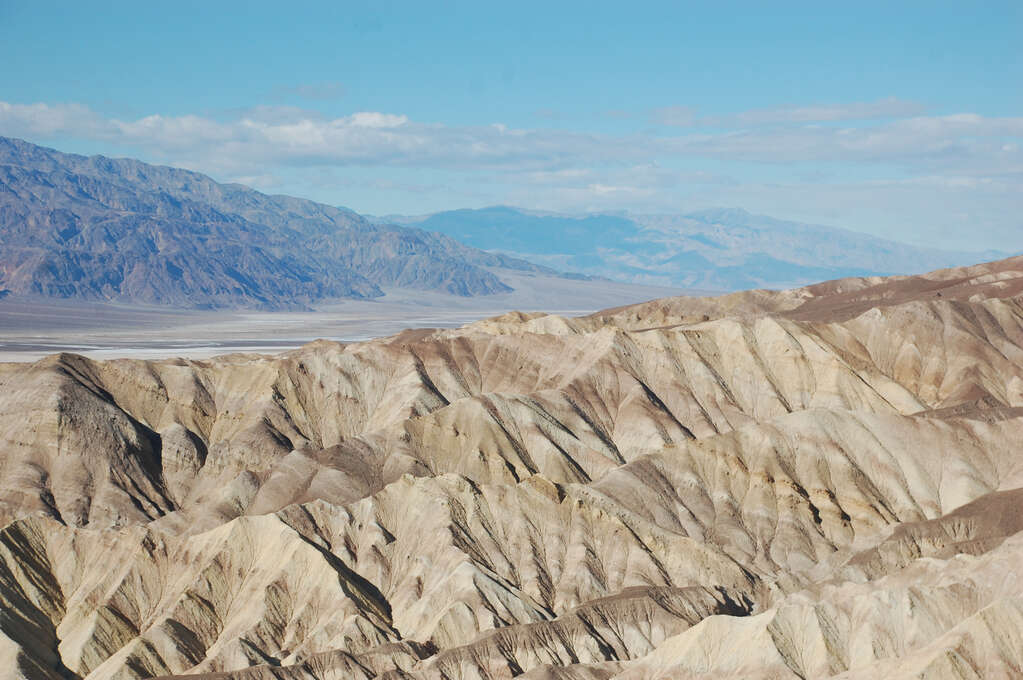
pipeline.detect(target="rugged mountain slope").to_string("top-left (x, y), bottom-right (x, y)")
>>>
top-left (382, 205), bottom-right (1005, 290)
top-left (0, 137), bottom-right (550, 309)
top-left (1, 256), bottom-right (1023, 678)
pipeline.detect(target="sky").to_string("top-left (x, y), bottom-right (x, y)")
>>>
top-left (0, 0), bottom-right (1021, 251)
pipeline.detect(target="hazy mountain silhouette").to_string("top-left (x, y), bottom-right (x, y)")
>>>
top-left (383, 205), bottom-right (1006, 290)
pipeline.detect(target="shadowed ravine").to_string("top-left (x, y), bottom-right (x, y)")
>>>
top-left (2, 256), bottom-right (1023, 679)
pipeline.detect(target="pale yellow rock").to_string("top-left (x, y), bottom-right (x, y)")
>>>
top-left (0, 256), bottom-right (1022, 678)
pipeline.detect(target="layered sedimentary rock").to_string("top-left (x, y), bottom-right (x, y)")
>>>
top-left (1, 256), bottom-right (1023, 679)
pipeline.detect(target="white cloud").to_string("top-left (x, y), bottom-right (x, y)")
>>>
top-left (0, 101), bottom-right (110, 137)
top-left (656, 97), bottom-right (926, 128)
top-left (661, 114), bottom-right (1023, 173)
top-left (715, 97), bottom-right (924, 126)
top-left (587, 183), bottom-right (652, 197)
top-left (1, 98), bottom-right (1020, 250)
top-left (347, 112), bottom-right (408, 128)
top-left (2, 99), bottom-right (1019, 176)
top-left (0, 101), bottom-right (653, 174)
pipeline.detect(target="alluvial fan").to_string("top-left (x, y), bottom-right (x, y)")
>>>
top-left (2, 256), bottom-right (1023, 679)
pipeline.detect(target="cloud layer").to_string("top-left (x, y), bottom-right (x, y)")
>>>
top-left (0, 99), bottom-right (1020, 250)
top-left (654, 97), bottom-right (926, 127)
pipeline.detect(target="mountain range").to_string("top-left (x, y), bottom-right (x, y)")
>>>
top-left (381, 205), bottom-right (1007, 290)
top-left (0, 137), bottom-right (553, 310)
top-left (1, 136), bottom-right (1012, 313)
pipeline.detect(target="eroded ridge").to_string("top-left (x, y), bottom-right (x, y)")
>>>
top-left (2, 256), bottom-right (1023, 679)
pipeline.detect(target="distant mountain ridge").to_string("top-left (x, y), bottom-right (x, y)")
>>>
top-left (0, 137), bottom-right (551, 309)
top-left (380, 205), bottom-right (1006, 291)
top-left (2, 136), bottom-right (1007, 311)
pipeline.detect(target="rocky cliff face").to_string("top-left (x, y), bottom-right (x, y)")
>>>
top-left (2, 256), bottom-right (1023, 679)
top-left (0, 137), bottom-right (549, 309)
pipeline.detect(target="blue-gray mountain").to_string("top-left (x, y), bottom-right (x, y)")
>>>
top-left (379, 206), bottom-right (1006, 291)
top-left (0, 137), bottom-right (551, 310)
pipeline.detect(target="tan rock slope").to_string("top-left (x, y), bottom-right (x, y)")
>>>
top-left (2, 255), bottom-right (1023, 679)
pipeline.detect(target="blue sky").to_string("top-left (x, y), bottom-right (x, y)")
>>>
top-left (1, 0), bottom-right (1021, 250)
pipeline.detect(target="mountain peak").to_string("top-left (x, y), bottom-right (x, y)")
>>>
top-left (0, 137), bottom-right (554, 309)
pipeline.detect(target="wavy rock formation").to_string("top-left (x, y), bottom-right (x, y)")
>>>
top-left (1, 256), bottom-right (1023, 679)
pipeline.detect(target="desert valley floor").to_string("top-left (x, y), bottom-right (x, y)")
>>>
top-left (3, 258), bottom-right (1023, 679)
top-left (0, 272), bottom-right (683, 362)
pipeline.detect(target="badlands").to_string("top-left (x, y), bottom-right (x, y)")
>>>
top-left (2, 256), bottom-right (1023, 679)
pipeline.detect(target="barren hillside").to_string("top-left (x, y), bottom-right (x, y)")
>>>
top-left (2, 256), bottom-right (1023, 679)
